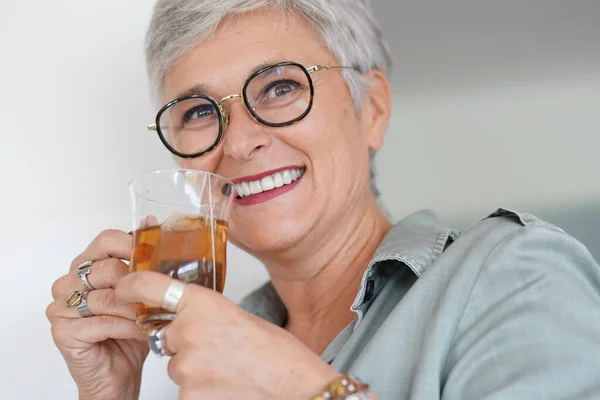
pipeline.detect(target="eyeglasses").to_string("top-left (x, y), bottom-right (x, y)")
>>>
top-left (148, 61), bottom-right (358, 158)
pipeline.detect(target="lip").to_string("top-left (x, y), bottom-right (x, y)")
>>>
top-left (231, 165), bottom-right (305, 184)
top-left (233, 173), bottom-right (304, 206)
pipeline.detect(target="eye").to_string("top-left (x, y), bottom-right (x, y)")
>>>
top-left (261, 79), bottom-right (300, 101)
top-left (182, 104), bottom-right (217, 123)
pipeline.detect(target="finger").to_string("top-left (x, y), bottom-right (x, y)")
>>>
top-left (82, 258), bottom-right (130, 289)
top-left (167, 354), bottom-right (192, 387)
top-left (71, 229), bottom-right (133, 272)
top-left (140, 215), bottom-right (159, 228)
top-left (167, 353), bottom-right (180, 385)
top-left (51, 315), bottom-right (147, 347)
top-left (49, 289), bottom-right (137, 320)
top-left (52, 259), bottom-right (129, 299)
top-left (167, 352), bottom-right (218, 388)
top-left (86, 290), bottom-right (137, 319)
top-left (178, 386), bottom-right (256, 400)
top-left (51, 273), bottom-right (78, 300)
top-left (115, 271), bottom-right (191, 310)
top-left (156, 290), bottom-right (229, 357)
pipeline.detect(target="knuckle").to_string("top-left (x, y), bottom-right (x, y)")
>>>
top-left (167, 358), bottom-right (180, 384)
top-left (51, 276), bottom-right (67, 299)
top-left (98, 314), bottom-right (117, 330)
top-left (179, 389), bottom-right (194, 400)
top-left (204, 290), bottom-right (222, 309)
top-left (97, 229), bottom-right (118, 247)
top-left (95, 229), bottom-right (113, 246)
top-left (173, 357), bottom-right (198, 384)
top-left (103, 259), bottom-right (128, 283)
top-left (70, 255), bottom-right (82, 271)
top-left (129, 271), bottom-right (153, 293)
top-left (50, 319), bottom-right (69, 341)
top-left (179, 323), bottom-right (201, 347)
top-left (177, 285), bottom-right (208, 315)
top-left (45, 302), bottom-right (56, 322)
top-left (98, 290), bottom-right (119, 311)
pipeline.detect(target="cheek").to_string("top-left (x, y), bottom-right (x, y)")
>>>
top-left (312, 82), bottom-right (363, 146)
top-left (176, 151), bottom-right (222, 172)
top-left (311, 104), bottom-right (370, 190)
top-left (300, 100), bottom-right (355, 148)
top-left (311, 105), bottom-right (364, 161)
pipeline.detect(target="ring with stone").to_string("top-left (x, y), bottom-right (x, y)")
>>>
top-left (65, 290), bottom-right (84, 308)
top-left (161, 279), bottom-right (187, 312)
top-left (76, 261), bottom-right (95, 291)
top-left (76, 290), bottom-right (94, 318)
top-left (148, 327), bottom-right (169, 357)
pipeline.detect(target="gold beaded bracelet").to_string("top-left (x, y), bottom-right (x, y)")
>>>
top-left (312, 374), bottom-right (371, 400)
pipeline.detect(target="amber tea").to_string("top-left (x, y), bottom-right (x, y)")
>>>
top-left (129, 169), bottom-right (235, 334)
top-left (130, 214), bottom-right (228, 334)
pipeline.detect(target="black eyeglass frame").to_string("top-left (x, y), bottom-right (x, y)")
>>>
top-left (148, 61), bottom-right (358, 159)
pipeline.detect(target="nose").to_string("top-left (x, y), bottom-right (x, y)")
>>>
top-left (221, 99), bottom-right (272, 161)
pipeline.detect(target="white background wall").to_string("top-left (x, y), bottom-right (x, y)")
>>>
top-left (1, 1), bottom-right (598, 399)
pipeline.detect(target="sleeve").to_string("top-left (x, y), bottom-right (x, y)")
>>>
top-left (442, 224), bottom-right (600, 400)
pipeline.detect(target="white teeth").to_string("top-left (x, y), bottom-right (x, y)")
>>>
top-left (249, 181), bottom-right (262, 195)
top-left (236, 168), bottom-right (305, 198)
top-left (282, 170), bottom-right (293, 185)
top-left (261, 176), bottom-right (275, 191)
top-left (273, 172), bottom-right (284, 188)
top-left (241, 182), bottom-right (251, 197)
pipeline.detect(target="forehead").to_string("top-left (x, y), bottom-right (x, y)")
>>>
top-left (161, 9), bottom-right (335, 102)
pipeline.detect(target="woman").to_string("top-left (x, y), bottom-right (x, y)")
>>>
top-left (46, 0), bottom-right (600, 399)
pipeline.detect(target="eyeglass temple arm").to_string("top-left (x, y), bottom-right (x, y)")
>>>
top-left (148, 123), bottom-right (157, 131)
top-left (306, 65), bottom-right (361, 73)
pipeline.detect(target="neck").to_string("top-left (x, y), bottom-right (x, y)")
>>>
top-left (259, 198), bottom-right (392, 354)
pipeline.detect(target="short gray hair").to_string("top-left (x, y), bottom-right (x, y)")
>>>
top-left (145, 0), bottom-right (392, 198)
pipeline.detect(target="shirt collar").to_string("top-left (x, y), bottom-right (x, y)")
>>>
top-left (350, 210), bottom-right (459, 322)
top-left (239, 210), bottom-right (459, 326)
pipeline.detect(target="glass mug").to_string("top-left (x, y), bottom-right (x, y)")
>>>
top-left (128, 169), bottom-right (236, 334)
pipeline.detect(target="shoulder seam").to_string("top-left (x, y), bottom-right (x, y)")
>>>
top-left (441, 223), bottom-right (565, 372)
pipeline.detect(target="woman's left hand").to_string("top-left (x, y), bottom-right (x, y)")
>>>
top-left (115, 271), bottom-right (340, 400)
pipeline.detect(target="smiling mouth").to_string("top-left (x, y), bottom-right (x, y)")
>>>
top-left (235, 168), bottom-right (306, 199)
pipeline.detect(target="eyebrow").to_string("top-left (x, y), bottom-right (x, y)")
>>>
top-left (173, 58), bottom-right (298, 100)
top-left (176, 83), bottom-right (215, 100)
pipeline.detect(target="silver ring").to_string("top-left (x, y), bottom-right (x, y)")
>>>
top-left (148, 327), bottom-right (169, 357)
top-left (161, 280), bottom-right (186, 312)
top-left (76, 291), bottom-right (94, 318)
top-left (77, 261), bottom-right (95, 291)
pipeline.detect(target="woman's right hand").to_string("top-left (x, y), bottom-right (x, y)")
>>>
top-left (46, 229), bottom-right (149, 400)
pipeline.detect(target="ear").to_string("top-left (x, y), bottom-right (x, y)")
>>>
top-left (359, 69), bottom-right (392, 152)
